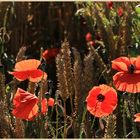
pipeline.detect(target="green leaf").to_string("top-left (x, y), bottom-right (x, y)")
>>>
top-left (135, 6), bottom-right (140, 14)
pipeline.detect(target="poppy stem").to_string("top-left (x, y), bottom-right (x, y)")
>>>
top-left (63, 101), bottom-right (67, 138)
top-left (79, 107), bottom-right (87, 138)
top-left (91, 116), bottom-right (96, 129)
top-left (123, 99), bottom-right (127, 138)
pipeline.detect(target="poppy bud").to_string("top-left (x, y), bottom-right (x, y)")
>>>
top-left (107, 1), bottom-right (113, 9)
top-left (117, 7), bottom-right (123, 17)
top-left (86, 32), bottom-right (92, 42)
top-left (89, 41), bottom-right (95, 46)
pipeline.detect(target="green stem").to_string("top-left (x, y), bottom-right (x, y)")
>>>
top-left (63, 101), bottom-right (67, 138)
top-left (123, 100), bottom-right (127, 138)
top-left (79, 107), bottom-right (87, 138)
top-left (55, 101), bottom-right (59, 138)
top-left (91, 116), bottom-right (96, 129)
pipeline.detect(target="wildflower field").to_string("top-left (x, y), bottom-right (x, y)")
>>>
top-left (0, 1), bottom-right (140, 138)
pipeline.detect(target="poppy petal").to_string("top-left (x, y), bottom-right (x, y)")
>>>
top-left (48, 98), bottom-right (55, 106)
top-left (12, 88), bottom-right (39, 120)
top-left (135, 56), bottom-right (140, 70)
top-left (41, 98), bottom-right (54, 114)
top-left (41, 98), bottom-right (47, 114)
top-left (15, 59), bottom-right (41, 71)
top-left (29, 70), bottom-right (47, 82)
top-left (101, 90), bottom-right (117, 114)
top-left (42, 48), bottom-right (60, 62)
top-left (9, 71), bottom-right (29, 81)
top-left (112, 57), bottom-right (130, 72)
top-left (86, 87), bottom-right (101, 108)
top-left (113, 72), bottom-right (140, 93)
top-left (134, 113), bottom-right (140, 122)
top-left (87, 102), bottom-right (109, 117)
top-left (134, 113), bottom-right (140, 117)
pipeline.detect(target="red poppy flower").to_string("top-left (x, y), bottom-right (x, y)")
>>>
top-left (86, 84), bottom-right (117, 117)
top-left (42, 48), bottom-right (60, 63)
top-left (117, 7), bottom-right (123, 17)
top-left (85, 32), bottom-right (92, 42)
top-left (12, 88), bottom-right (39, 120)
top-left (134, 113), bottom-right (140, 122)
top-left (106, 1), bottom-right (113, 9)
top-left (41, 98), bottom-right (55, 114)
top-left (9, 59), bottom-right (47, 82)
top-left (12, 88), bottom-right (54, 121)
top-left (112, 56), bottom-right (140, 93)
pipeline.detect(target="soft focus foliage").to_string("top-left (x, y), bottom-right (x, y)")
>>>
top-left (0, 2), bottom-right (140, 138)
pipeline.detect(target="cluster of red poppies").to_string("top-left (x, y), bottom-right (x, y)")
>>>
top-left (9, 48), bottom-right (59, 120)
top-left (86, 56), bottom-right (140, 122)
top-left (7, 1), bottom-right (128, 124)
top-left (10, 59), bottom-right (55, 120)
top-left (10, 47), bottom-right (140, 122)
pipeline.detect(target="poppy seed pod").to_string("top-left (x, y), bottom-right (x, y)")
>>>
top-left (117, 7), bottom-right (123, 17)
top-left (107, 1), bottom-right (113, 9)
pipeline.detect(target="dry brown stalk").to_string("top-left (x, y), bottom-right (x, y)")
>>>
top-left (0, 72), bottom-right (6, 101)
top-left (61, 39), bottom-right (75, 99)
top-left (56, 39), bottom-right (74, 101)
top-left (56, 53), bottom-right (69, 101)
top-left (88, 45), bottom-right (111, 84)
top-left (83, 48), bottom-right (95, 94)
top-left (13, 119), bottom-right (25, 138)
top-left (73, 48), bottom-right (83, 112)
top-left (27, 81), bottom-right (36, 94)
top-left (0, 101), bottom-right (12, 138)
top-left (16, 46), bottom-right (27, 62)
top-left (104, 114), bottom-right (116, 138)
top-left (124, 4), bottom-right (133, 48)
top-left (72, 48), bottom-right (83, 137)
top-left (40, 79), bottom-right (48, 95)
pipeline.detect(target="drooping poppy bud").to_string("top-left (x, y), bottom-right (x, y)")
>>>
top-left (107, 1), bottom-right (113, 9)
top-left (89, 41), bottom-right (95, 46)
top-left (117, 7), bottom-right (123, 17)
top-left (85, 32), bottom-right (92, 42)
top-left (42, 48), bottom-right (60, 64)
